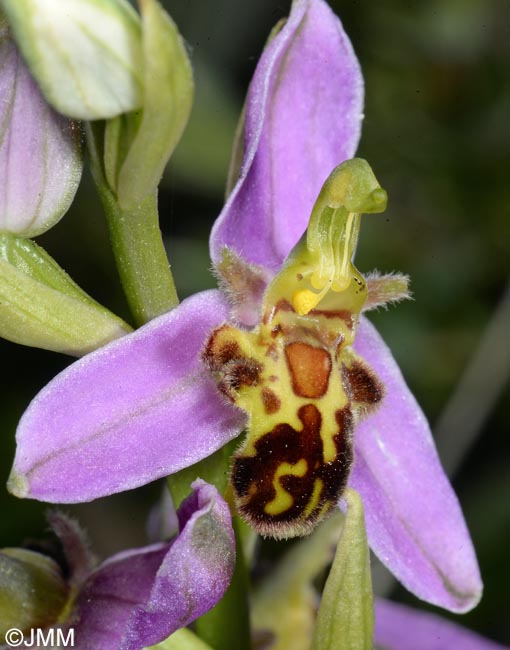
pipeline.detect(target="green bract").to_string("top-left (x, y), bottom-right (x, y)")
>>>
top-left (103, 0), bottom-right (194, 209)
top-left (0, 0), bottom-right (144, 119)
top-left (312, 489), bottom-right (374, 650)
top-left (0, 234), bottom-right (132, 355)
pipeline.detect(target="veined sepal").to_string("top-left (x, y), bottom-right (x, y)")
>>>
top-left (0, 233), bottom-right (131, 355)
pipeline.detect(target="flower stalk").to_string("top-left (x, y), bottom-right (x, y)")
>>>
top-left (87, 123), bottom-right (178, 325)
top-left (98, 185), bottom-right (178, 325)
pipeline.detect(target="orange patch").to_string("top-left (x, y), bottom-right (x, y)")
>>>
top-left (284, 342), bottom-right (332, 398)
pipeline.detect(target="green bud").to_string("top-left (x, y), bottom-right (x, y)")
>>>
top-left (104, 0), bottom-right (194, 209)
top-left (0, 548), bottom-right (68, 635)
top-left (0, 0), bottom-right (144, 119)
top-left (311, 489), bottom-right (374, 650)
top-left (0, 234), bottom-right (132, 355)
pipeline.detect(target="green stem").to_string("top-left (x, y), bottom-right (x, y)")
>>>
top-left (99, 188), bottom-right (179, 325)
top-left (99, 187), bottom-right (178, 326)
top-left (86, 122), bottom-right (178, 327)
top-left (194, 517), bottom-right (252, 650)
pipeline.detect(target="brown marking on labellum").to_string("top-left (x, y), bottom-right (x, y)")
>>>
top-left (310, 308), bottom-right (355, 329)
top-left (262, 388), bottom-right (281, 414)
top-left (284, 342), bottom-right (332, 399)
top-left (266, 343), bottom-right (279, 361)
top-left (202, 325), bottom-right (242, 372)
top-left (203, 326), bottom-right (262, 401)
top-left (218, 357), bottom-right (261, 400)
top-left (269, 375), bottom-right (278, 382)
top-left (271, 324), bottom-right (282, 338)
top-left (232, 404), bottom-right (354, 538)
top-left (342, 358), bottom-right (384, 410)
top-left (263, 299), bottom-right (294, 324)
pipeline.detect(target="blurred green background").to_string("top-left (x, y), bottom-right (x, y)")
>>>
top-left (1, 0), bottom-right (508, 645)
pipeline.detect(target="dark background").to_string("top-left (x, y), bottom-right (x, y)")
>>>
top-left (1, 0), bottom-right (509, 645)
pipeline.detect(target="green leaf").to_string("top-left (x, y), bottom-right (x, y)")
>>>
top-left (0, 0), bottom-right (143, 119)
top-left (311, 489), bottom-right (374, 650)
top-left (0, 234), bottom-right (132, 355)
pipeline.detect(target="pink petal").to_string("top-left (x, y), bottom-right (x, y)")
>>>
top-left (210, 0), bottom-right (363, 271)
top-left (9, 291), bottom-right (245, 503)
top-left (71, 481), bottom-right (235, 650)
top-left (350, 317), bottom-right (482, 612)
top-left (375, 599), bottom-right (505, 650)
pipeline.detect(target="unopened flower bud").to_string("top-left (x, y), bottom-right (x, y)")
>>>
top-left (0, 32), bottom-right (82, 237)
top-left (0, 548), bottom-right (68, 635)
top-left (0, 0), bottom-right (144, 119)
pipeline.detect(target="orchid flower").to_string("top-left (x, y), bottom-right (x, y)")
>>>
top-left (0, 481), bottom-right (234, 650)
top-left (8, 0), bottom-right (481, 615)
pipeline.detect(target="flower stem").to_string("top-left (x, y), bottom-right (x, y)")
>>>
top-left (98, 187), bottom-right (178, 326)
top-left (194, 517), bottom-right (252, 650)
top-left (86, 122), bottom-right (178, 326)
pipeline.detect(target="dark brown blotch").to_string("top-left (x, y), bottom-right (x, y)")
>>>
top-left (232, 403), bottom-right (354, 536)
top-left (342, 358), bottom-right (384, 410)
top-left (218, 357), bottom-right (261, 400)
top-left (203, 325), bottom-right (242, 372)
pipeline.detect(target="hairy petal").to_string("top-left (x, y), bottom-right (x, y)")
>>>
top-left (9, 291), bottom-right (245, 503)
top-left (350, 317), bottom-right (482, 613)
top-left (210, 0), bottom-right (363, 271)
top-left (71, 481), bottom-right (235, 650)
top-left (374, 599), bottom-right (505, 650)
